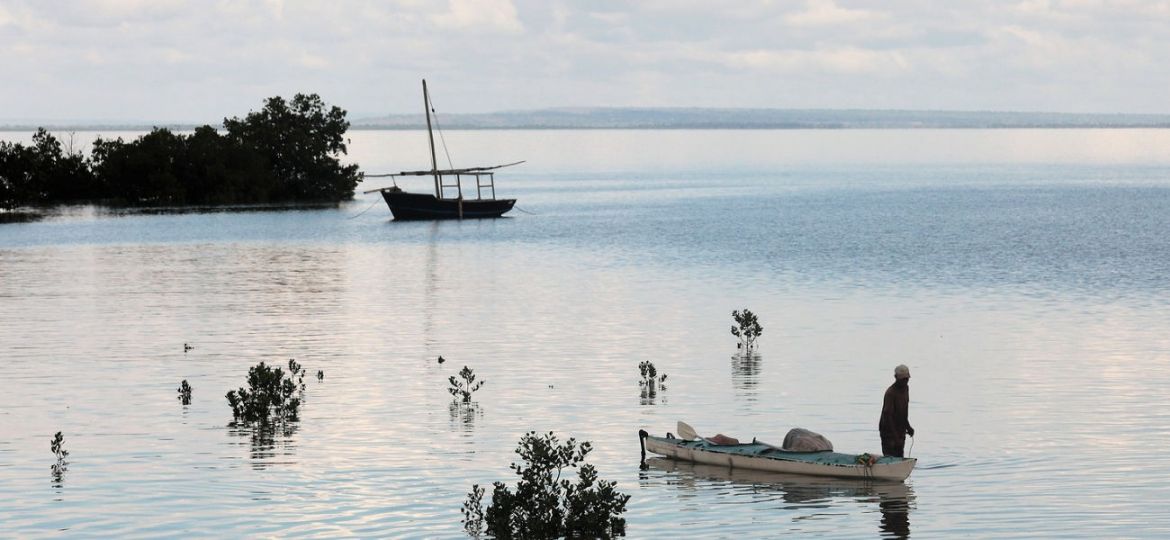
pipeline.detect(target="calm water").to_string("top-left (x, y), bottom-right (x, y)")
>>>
top-left (3, 129), bottom-right (1170, 538)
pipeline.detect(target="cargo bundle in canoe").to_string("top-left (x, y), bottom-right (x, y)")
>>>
top-left (639, 423), bottom-right (916, 482)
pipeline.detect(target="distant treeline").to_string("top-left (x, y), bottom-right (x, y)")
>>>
top-left (0, 94), bottom-right (359, 210)
top-left (351, 108), bottom-right (1170, 130)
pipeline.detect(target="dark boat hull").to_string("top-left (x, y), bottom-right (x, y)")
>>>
top-left (380, 190), bottom-right (516, 220)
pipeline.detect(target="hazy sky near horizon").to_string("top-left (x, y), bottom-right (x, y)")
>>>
top-left (2, 0), bottom-right (1169, 122)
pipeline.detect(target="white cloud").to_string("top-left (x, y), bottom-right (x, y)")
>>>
top-left (264, 0), bottom-right (286, 20)
top-left (296, 52), bottom-right (329, 69)
top-left (724, 47), bottom-right (911, 75)
top-left (784, 0), bottom-right (882, 26)
top-left (433, 0), bottom-right (522, 33)
top-left (160, 47), bottom-right (192, 64)
top-left (2, 0), bottom-right (1170, 119)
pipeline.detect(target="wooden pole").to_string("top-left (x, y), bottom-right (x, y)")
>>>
top-left (423, 79), bottom-right (440, 198)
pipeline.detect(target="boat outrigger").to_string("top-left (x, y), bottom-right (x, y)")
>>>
top-left (362, 79), bottom-right (519, 220)
top-left (640, 422), bottom-right (916, 482)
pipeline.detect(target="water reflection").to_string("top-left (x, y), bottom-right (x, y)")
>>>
top-left (642, 458), bottom-right (913, 538)
top-left (879, 486), bottom-right (911, 539)
top-left (731, 352), bottom-right (762, 399)
top-left (449, 402), bottom-right (483, 433)
top-left (50, 463), bottom-right (66, 489)
top-left (0, 211), bottom-right (43, 224)
top-left (422, 221), bottom-right (440, 349)
top-left (96, 202), bottom-right (342, 216)
top-left (227, 423), bottom-right (300, 470)
top-left (639, 384), bottom-right (667, 406)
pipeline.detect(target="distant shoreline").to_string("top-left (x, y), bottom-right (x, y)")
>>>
top-left (5, 108), bottom-right (1170, 132)
top-left (6, 124), bottom-right (1170, 132)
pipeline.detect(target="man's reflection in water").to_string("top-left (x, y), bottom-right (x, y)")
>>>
top-left (879, 486), bottom-right (911, 538)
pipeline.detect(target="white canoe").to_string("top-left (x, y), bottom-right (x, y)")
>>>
top-left (640, 430), bottom-right (916, 482)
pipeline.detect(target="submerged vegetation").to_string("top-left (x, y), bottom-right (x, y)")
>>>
top-left (226, 359), bottom-right (307, 425)
top-left (731, 309), bottom-right (763, 351)
top-left (462, 431), bottom-right (631, 539)
top-left (0, 93), bottom-right (359, 210)
top-left (449, 366), bottom-right (485, 404)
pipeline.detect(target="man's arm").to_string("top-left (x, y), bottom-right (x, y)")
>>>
top-left (900, 390), bottom-right (913, 436)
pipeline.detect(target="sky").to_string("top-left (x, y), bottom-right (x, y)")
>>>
top-left (2, 0), bottom-right (1170, 123)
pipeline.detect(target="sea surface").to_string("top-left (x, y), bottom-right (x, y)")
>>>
top-left (3, 129), bottom-right (1170, 538)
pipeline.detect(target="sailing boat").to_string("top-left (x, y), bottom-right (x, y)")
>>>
top-left (363, 80), bottom-right (519, 220)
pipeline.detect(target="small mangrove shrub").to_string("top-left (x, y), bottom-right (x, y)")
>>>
top-left (638, 361), bottom-right (667, 398)
top-left (448, 366), bottom-right (484, 404)
top-left (50, 431), bottom-right (69, 480)
top-left (462, 431), bottom-right (631, 539)
top-left (177, 379), bottom-right (193, 405)
top-left (731, 308), bottom-right (763, 351)
top-left (225, 359), bottom-right (306, 424)
top-left (639, 361), bottom-right (668, 404)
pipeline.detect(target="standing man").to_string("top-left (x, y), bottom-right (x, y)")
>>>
top-left (879, 364), bottom-right (915, 457)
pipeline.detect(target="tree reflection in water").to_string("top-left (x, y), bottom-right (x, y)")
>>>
top-left (640, 457), bottom-right (913, 538)
top-left (731, 352), bottom-right (762, 400)
top-left (227, 422), bottom-right (299, 470)
top-left (449, 402), bottom-right (483, 433)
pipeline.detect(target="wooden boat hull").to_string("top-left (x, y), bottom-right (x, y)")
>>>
top-left (642, 434), bottom-right (916, 482)
top-left (380, 190), bottom-right (516, 220)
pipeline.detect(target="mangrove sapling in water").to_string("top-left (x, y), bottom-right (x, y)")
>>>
top-left (448, 366), bottom-right (484, 404)
top-left (50, 431), bottom-right (68, 482)
top-left (461, 431), bottom-right (631, 538)
top-left (177, 379), bottom-right (193, 405)
top-left (638, 361), bottom-right (668, 395)
top-left (639, 361), bottom-right (668, 405)
top-left (731, 309), bottom-right (763, 351)
top-left (225, 359), bottom-right (307, 425)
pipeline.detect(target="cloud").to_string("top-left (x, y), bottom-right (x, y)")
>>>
top-left (297, 52), bottom-right (330, 70)
top-left (784, 0), bottom-right (882, 26)
top-left (2, 0), bottom-right (1170, 120)
top-left (724, 47), bottom-right (911, 75)
top-left (433, 0), bottom-right (523, 33)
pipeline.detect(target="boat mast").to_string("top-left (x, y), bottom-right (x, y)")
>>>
top-left (423, 79), bottom-right (441, 198)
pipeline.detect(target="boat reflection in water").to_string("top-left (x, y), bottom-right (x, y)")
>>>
top-left (642, 457), bottom-right (913, 539)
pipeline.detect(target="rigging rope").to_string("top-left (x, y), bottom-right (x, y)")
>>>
top-left (428, 95), bottom-right (455, 170)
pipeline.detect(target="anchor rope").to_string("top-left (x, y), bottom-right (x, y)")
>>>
top-left (345, 199), bottom-right (381, 219)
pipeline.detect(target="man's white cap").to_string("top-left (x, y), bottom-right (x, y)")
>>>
top-left (894, 364), bottom-right (911, 379)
